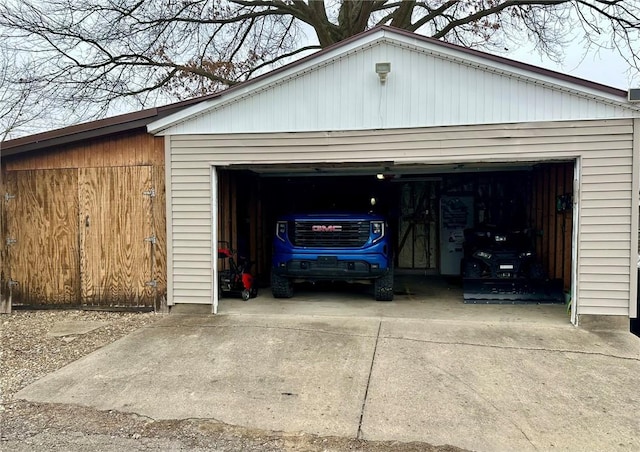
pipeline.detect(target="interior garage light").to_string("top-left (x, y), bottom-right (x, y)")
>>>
top-left (376, 173), bottom-right (385, 180)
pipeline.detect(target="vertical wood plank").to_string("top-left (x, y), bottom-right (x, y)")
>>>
top-left (152, 164), bottom-right (167, 304)
top-left (218, 171), bottom-right (228, 246)
top-left (248, 174), bottom-right (258, 277)
top-left (563, 163), bottom-right (574, 291)
top-left (540, 168), bottom-right (549, 274)
top-left (548, 165), bottom-right (557, 278)
top-left (534, 168), bottom-right (543, 259)
top-left (257, 176), bottom-right (266, 281)
top-left (125, 134), bottom-right (135, 166)
top-left (0, 163), bottom-right (7, 308)
top-left (230, 174), bottom-right (238, 252)
top-left (554, 165), bottom-right (565, 280)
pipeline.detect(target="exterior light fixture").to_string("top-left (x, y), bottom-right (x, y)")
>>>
top-left (375, 62), bottom-right (391, 83)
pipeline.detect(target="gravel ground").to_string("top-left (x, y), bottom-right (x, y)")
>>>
top-left (0, 310), bottom-right (467, 451)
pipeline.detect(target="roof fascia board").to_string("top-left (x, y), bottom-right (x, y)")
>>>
top-left (2, 108), bottom-right (158, 156)
top-left (1, 92), bottom-right (213, 155)
top-left (383, 27), bottom-right (627, 97)
top-left (1, 120), bottom-right (155, 157)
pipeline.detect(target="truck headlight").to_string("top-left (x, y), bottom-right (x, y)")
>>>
top-left (276, 221), bottom-right (287, 242)
top-left (371, 221), bottom-right (385, 243)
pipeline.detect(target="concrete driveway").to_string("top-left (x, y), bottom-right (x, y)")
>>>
top-left (15, 284), bottom-right (640, 452)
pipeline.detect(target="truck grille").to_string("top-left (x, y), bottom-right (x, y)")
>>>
top-left (291, 221), bottom-right (370, 248)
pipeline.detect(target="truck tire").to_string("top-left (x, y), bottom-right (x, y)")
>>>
top-left (271, 272), bottom-right (294, 298)
top-left (374, 269), bottom-right (394, 302)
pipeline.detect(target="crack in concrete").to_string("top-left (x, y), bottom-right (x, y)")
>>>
top-left (152, 322), bottom-right (639, 361)
top-left (381, 335), bottom-right (640, 362)
top-left (357, 321), bottom-right (381, 440)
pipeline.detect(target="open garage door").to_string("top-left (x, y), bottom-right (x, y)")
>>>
top-left (216, 160), bottom-right (573, 305)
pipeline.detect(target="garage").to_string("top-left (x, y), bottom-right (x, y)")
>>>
top-left (149, 26), bottom-right (640, 327)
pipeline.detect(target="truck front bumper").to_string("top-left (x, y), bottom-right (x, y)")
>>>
top-left (273, 257), bottom-right (388, 280)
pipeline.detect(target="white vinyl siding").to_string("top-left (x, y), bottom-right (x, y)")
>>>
top-left (157, 41), bottom-right (637, 136)
top-left (168, 119), bottom-right (635, 318)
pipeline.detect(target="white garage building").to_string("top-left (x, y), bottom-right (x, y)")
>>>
top-left (148, 26), bottom-right (640, 327)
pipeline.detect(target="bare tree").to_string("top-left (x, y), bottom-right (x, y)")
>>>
top-left (0, 48), bottom-right (45, 141)
top-left (0, 0), bottom-right (638, 134)
top-left (0, 43), bottom-right (94, 140)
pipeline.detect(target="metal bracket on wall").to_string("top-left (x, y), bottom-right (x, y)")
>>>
top-left (144, 235), bottom-right (157, 244)
top-left (142, 188), bottom-right (156, 198)
top-left (8, 279), bottom-right (19, 287)
top-left (145, 280), bottom-right (157, 288)
top-left (4, 193), bottom-right (15, 201)
top-left (6, 237), bottom-right (16, 246)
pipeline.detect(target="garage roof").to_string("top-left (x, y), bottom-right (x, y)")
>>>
top-left (1, 96), bottom-right (211, 157)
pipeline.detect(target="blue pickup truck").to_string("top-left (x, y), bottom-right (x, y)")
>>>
top-left (271, 212), bottom-right (394, 301)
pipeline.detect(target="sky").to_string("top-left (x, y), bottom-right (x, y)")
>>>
top-left (506, 41), bottom-right (636, 92)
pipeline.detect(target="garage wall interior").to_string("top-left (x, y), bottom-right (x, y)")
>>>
top-left (1, 131), bottom-right (167, 309)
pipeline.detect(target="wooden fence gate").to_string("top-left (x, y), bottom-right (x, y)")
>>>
top-left (4, 166), bottom-right (156, 308)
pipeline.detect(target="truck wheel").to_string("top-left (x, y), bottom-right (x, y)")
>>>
top-left (374, 270), bottom-right (394, 302)
top-left (271, 272), bottom-right (294, 298)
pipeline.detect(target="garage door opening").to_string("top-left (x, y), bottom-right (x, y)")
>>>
top-left (214, 160), bottom-right (574, 309)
